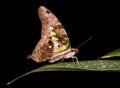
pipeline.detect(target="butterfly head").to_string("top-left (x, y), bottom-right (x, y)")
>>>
top-left (71, 48), bottom-right (79, 54)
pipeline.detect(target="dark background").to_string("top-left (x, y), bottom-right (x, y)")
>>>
top-left (1, 0), bottom-right (120, 87)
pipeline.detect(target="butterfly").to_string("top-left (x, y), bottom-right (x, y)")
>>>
top-left (27, 6), bottom-right (79, 63)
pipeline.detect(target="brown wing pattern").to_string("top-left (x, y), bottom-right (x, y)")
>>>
top-left (39, 6), bottom-right (71, 53)
top-left (27, 6), bottom-right (71, 63)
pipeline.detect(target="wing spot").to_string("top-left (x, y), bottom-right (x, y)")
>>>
top-left (51, 31), bottom-right (56, 36)
top-left (62, 41), bottom-right (65, 43)
top-left (52, 36), bottom-right (59, 41)
top-left (49, 26), bottom-right (54, 30)
top-left (48, 40), bottom-right (53, 44)
top-left (48, 45), bottom-right (52, 48)
top-left (44, 36), bottom-right (47, 38)
top-left (58, 45), bottom-right (60, 47)
top-left (46, 10), bottom-right (50, 14)
top-left (64, 37), bottom-right (68, 40)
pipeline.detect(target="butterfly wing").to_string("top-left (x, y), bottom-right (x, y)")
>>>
top-left (39, 6), bottom-right (71, 53)
top-left (27, 6), bottom-right (71, 63)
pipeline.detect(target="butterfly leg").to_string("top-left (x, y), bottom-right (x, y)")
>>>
top-left (57, 58), bottom-right (65, 65)
top-left (71, 56), bottom-right (79, 65)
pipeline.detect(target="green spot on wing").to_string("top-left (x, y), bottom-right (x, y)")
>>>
top-left (59, 45), bottom-right (66, 51)
top-left (52, 36), bottom-right (59, 41)
top-left (53, 43), bottom-right (69, 52)
top-left (51, 31), bottom-right (56, 36)
top-left (59, 43), bottom-right (69, 51)
top-left (66, 43), bottom-right (69, 48)
top-left (49, 26), bottom-right (54, 30)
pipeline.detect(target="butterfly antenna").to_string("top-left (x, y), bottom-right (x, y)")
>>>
top-left (77, 36), bottom-right (92, 48)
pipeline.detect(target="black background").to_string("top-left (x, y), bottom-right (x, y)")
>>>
top-left (1, 0), bottom-right (120, 87)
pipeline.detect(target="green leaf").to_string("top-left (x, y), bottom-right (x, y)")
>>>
top-left (100, 48), bottom-right (120, 59)
top-left (7, 60), bottom-right (120, 85)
